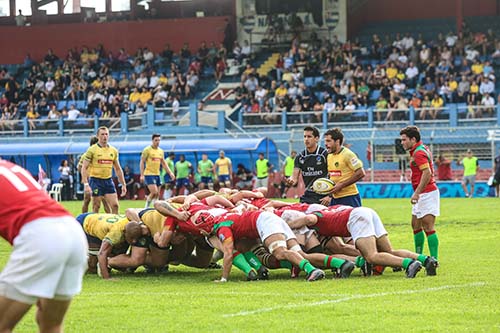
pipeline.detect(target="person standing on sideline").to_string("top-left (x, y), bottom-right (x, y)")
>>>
top-left (0, 159), bottom-right (88, 333)
top-left (493, 149), bottom-right (500, 197)
top-left (435, 154), bottom-right (453, 181)
top-left (81, 126), bottom-right (127, 214)
top-left (15, 9), bottom-right (26, 26)
top-left (197, 153), bottom-right (215, 190)
top-left (280, 150), bottom-right (297, 198)
top-left (175, 154), bottom-right (193, 195)
top-left (366, 141), bottom-right (372, 170)
top-left (286, 126), bottom-right (329, 204)
top-left (140, 134), bottom-right (175, 208)
top-left (400, 125), bottom-right (440, 264)
top-left (324, 128), bottom-right (365, 207)
top-left (58, 159), bottom-right (72, 201)
top-left (161, 152), bottom-right (176, 200)
top-left (215, 150), bottom-right (233, 188)
top-left (458, 149), bottom-right (479, 197)
top-left (254, 153), bottom-right (273, 189)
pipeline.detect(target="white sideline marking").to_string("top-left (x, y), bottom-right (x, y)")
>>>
top-left (80, 291), bottom-right (350, 298)
top-left (222, 282), bottom-right (486, 318)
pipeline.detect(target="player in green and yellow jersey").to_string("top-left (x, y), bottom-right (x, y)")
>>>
top-left (324, 128), bottom-right (366, 207)
top-left (215, 150), bottom-right (233, 188)
top-left (75, 212), bottom-right (130, 279)
top-left (140, 134), bottom-right (175, 208)
top-left (280, 150), bottom-right (297, 198)
top-left (81, 126), bottom-right (127, 214)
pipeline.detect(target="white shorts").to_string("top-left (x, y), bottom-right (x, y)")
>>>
top-left (0, 216), bottom-right (88, 304)
top-left (412, 189), bottom-right (440, 219)
top-left (347, 207), bottom-right (388, 243)
top-left (256, 212), bottom-right (296, 243)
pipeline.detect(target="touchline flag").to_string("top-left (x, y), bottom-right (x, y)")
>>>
top-left (38, 164), bottom-right (46, 186)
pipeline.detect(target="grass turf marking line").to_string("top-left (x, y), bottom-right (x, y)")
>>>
top-left (222, 282), bottom-right (487, 318)
top-left (79, 291), bottom-right (351, 298)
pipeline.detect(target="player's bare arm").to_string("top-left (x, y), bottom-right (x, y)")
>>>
top-left (98, 240), bottom-right (113, 279)
top-left (412, 167), bottom-right (432, 203)
top-left (332, 167), bottom-right (365, 194)
top-left (81, 159), bottom-right (91, 193)
top-left (139, 156), bottom-right (146, 183)
top-left (113, 159), bottom-right (127, 196)
top-left (219, 238), bottom-right (234, 282)
top-left (287, 214), bottom-right (318, 229)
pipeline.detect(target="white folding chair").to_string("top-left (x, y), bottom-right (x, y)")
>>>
top-left (49, 183), bottom-right (64, 202)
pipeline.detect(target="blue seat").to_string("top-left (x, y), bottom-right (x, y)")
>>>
top-left (155, 111), bottom-right (165, 121)
top-left (76, 100), bottom-right (86, 110)
top-left (57, 100), bottom-right (67, 110)
top-left (304, 77), bottom-right (314, 87)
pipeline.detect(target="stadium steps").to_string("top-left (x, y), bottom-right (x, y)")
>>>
top-left (257, 53), bottom-right (280, 77)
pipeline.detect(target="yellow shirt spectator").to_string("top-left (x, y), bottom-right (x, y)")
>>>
top-left (84, 143), bottom-right (119, 179)
top-left (129, 90), bottom-right (141, 103)
top-left (431, 97), bottom-right (444, 108)
top-left (386, 67), bottom-right (398, 80)
top-left (139, 91), bottom-right (152, 105)
top-left (471, 63), bottom-right (483, 75)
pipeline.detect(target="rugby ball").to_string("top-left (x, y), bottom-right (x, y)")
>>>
top-left (312, 178), bottom-right (336, 195)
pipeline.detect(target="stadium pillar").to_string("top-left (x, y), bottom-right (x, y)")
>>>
top-left (146, 104), bottom-right (155, 128)
top-left (322, 109), bottom-right (328, 131)
top-left (23, 117), bottom-right (28, 137)
top-left (58, 117), bottom-right (64, 136)
top-left (409, 106), bottom-right (415, 125)
top-left (281, 110), bottom-right (287, 131)
top-left (238, 109), bottom-right (243, 127)
top-left (93, 115), bottom-right (99, 133)
top-left (217, 110), bottom-right (225, 132)
top-left (449, 104), bottom-right (458, 127)
top-left (367, 106), bottom-right (374, 128)
top-left (189, 102), bottom-right (198, 127)
top-left (120, 112), bottom-right (128, 134)
top-left (496, 104), bottom-right (500, 126)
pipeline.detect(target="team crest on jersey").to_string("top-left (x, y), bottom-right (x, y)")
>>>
top-left (299, 158), bottom-right (305, 164)
top-left (316, 156), bottom-right (322, 165)
top-left (335, 162), bottom-right (339, 167)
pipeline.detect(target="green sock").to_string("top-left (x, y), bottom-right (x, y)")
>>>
top-left (402, 258), bottom-right (413, 270)
top-left (232, 252), bottom-right (253, 275)
top-left (323, 256), bottom-right (345, 269)
top-left (299, 259), bottom-right (315, 274)
top-left (355, 256), bottom-right (366, 268)
top-left (279, 260), bottom-right (292, 269)
top-left (243, 251), bottom-right (262, 270)
top-left (413, 229), bottom-right (425, 254)
top-left (416, 254), bottom-right (428, 264)
top-left (426, 232), bottom-right (439, 260)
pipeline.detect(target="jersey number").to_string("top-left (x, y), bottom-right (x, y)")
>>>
top-left (0, 165), bottom-right (42, 192)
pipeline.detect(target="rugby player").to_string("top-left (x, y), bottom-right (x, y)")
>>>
top-left (0, 160), bottom-right (87, 333)
top-left (140, 134), bottom-right (175, 208)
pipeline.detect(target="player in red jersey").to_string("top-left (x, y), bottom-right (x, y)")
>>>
top-left (400, 125), bottom-right (439, 274)
top-left (0, 160), bottom-right (87, 333)
top-left (212, 211), bottom-right (327, 282)
top-left (287, 205), bottom-right (438, 278)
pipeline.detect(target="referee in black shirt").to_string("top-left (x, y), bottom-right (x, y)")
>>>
top-left (287, 126), bottom-right (330, 205)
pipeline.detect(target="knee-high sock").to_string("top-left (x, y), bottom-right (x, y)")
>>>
top-left (413, 229), bottom-right (425, 254)
top-left (425, 230), bottom-right (439, 259)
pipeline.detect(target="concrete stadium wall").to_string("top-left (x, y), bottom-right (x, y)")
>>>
top-left (0, 16), bottom-right (229, 64)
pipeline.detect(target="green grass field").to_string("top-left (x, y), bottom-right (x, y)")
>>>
top-left (1, 198), bottom-right (500, 332)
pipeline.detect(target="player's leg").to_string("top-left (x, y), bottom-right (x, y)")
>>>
top-left (0, 296), bottom-right (32, 332)
top-left (470, 177), bottom-right (475, 197)
top-left (82, 191), bottom-right (91, 213)
top-left (411, 214), bottom-right (425, 254)
top-left (35, 298), bottom-right (71, 333)
top-left (103, 192), bottom-right (119, 214)
top-left (461, 178), bottom-right (469, 197)
top-left (145, 183), bottom-right (158, 208)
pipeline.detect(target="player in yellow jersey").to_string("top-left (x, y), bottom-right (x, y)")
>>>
top-left (215, 150), bottom-right (233, 188)
top-left (324, 128), bottom-right (366, 207)
top-left (81, 126), bottom-right (127, 214)
top-left (78, 135), bottom-right (111, 214)
top-left (140, 134), bottom-right (175, 208)
top-left (75, 212), bottom-right (131, 279)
